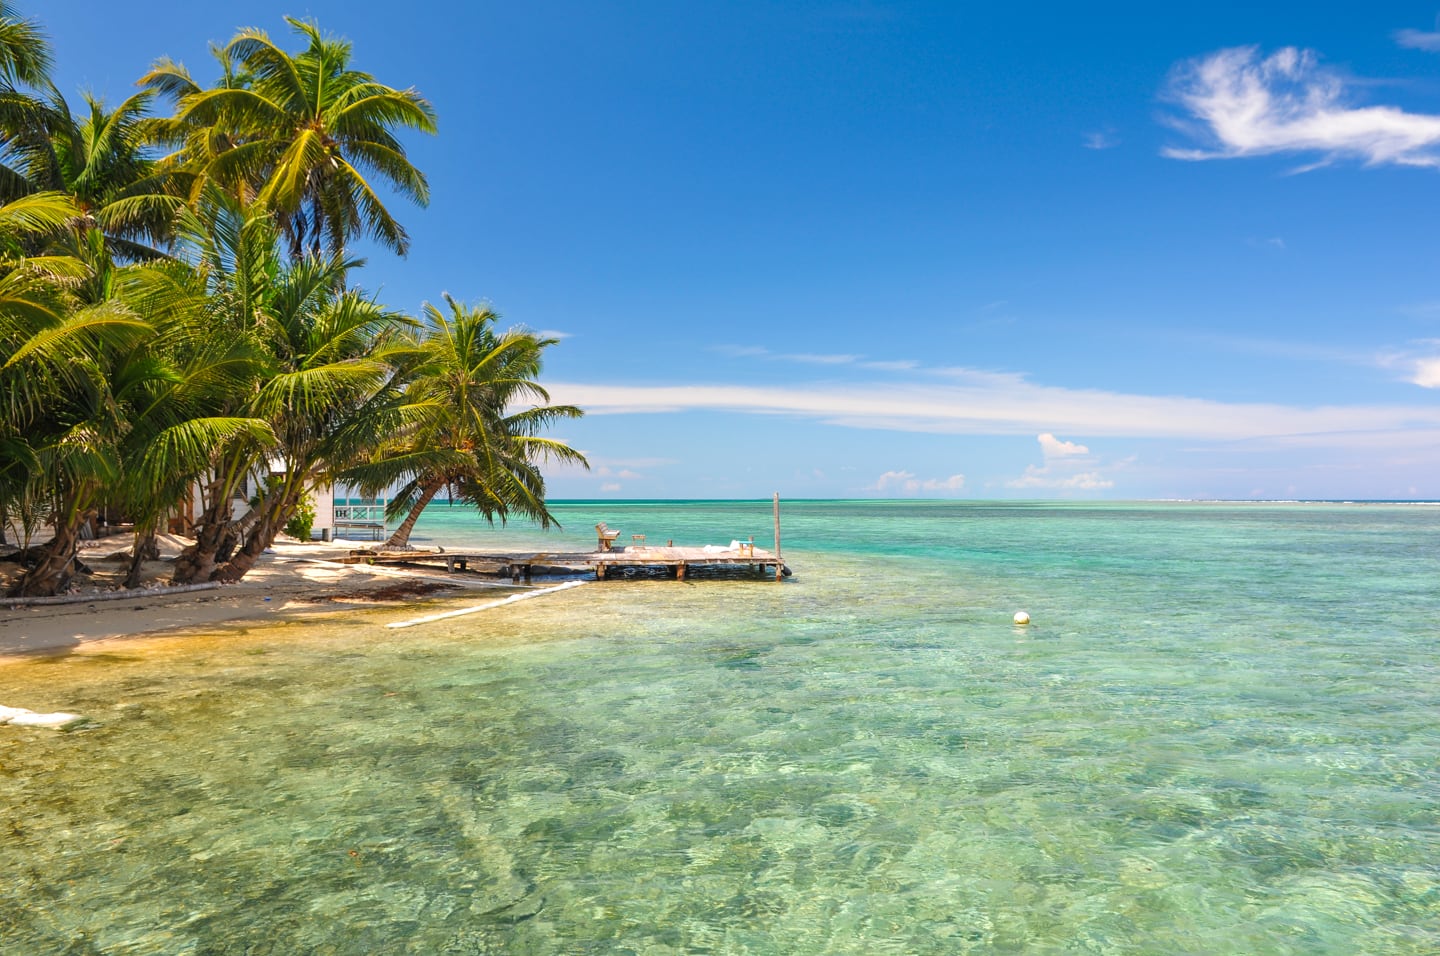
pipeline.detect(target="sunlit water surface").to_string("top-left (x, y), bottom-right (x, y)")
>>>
top-left (2, 501), bottom-right (1438, 954)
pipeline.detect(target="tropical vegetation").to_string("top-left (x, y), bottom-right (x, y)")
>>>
top-left (343, 296), bottom-right (587, 551)
top-left (0, 6), bottom-right (585, 597)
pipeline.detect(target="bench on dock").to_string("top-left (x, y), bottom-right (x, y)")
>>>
top-left (596, 523), bottom-right (621, 551)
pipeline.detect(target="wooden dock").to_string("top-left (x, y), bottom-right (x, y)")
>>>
top-left (349, 494), bottom-right (793, 583)
top-left (346, 544), bottom-right (791, 582)
top-left (592, 544), bottom-right (789, 581)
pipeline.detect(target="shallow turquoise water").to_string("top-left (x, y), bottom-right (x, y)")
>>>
top-left (2, 501), bottom-right (1439, 953)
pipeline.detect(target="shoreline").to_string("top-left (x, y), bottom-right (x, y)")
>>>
top-left (0, 537), bottom-right (513, 661)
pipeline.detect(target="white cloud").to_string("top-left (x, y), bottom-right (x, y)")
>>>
top-left (872, 470), bottom-right (966, 496)
top-left (873, 469), bottom-right (915, 492)
top-left (713, 345), bottom-right (771, 359)
top-left (712, 344), bottom-right (919, 373)
top-left (1375, 343), bottom-right (1440, 387)
top-left (546, 453), bottom-right (677, 478)
top-left (1395, 27), bottom-right (1440, 52)
top-left (1084, 129), bottom-right (1119, 150)
top-left (600, 482), bottom-right (622, 492)
top-left (924, 474), bottom-right (966, 492)
top-left (1008, 467), bottom-right (1115, 490)
top-left (1396, 300), bottom-right (1440, 319)
top-left (596, 466), bottom-right (644, 479)
top-left (1410, 357), bottom-right (1440, 387)
top-left (1164, 45), bottom-right (1440, 169)
top-left (1008, 434), bottom-right (1112, 490)
top-left (546, 378), bottom-right (1440, 449)
top-left (789, 352), bottom-right (862, 365)
top-left (1038, 433), bottom-right (1089, 458)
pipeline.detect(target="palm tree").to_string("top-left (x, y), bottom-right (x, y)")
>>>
top-left (147, 18), bottom-right (436, 260)
top-left (167, 191), bottom-right (413, 584)
top-left (0, 2), bottom-right (48, 89)
top-left (0, 1), bottom-right (53, 206)
top-left (1, 193), bottom-right (268, 597)
top-left (345, 295), bottom-right (587, 551)
top-left (0, 2), bottom-right (178, 258)
top-left (1, 245), bottom-right (153, 597)
top-left (36, 89), bottom-right (181, 259)
top-left (0, 189), bottom-right (80, 550)
top-left (108, 259), bottom-right (273, 587)
top-left (1, 85), bottom-right (183, 262)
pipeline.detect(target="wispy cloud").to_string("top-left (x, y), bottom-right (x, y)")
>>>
top-left (788, 352), bottom-right (863, 365)
top-left (1084, 128), bottom-right (1120, 150)
top-left (549, 454), bottom-right (677, 479)
top-left (1178, 331), bottom-right (1363, 365)
top-left (712, 344), bottom-right (918, 372)
top-left (1396, 300), bottom-right (1440, 320)
top-left (1378, 342), bottom-right (1440, 387)
top-left (1395, 27), bottom-right (1440, 52)
top-left (1245, 236), bottom-right (1286, 250)
top-left (872, 470), bottom-right (966, 496)
top-left (1008, 468), bottom-right (1114, 491)
top-left (717, 345), bottom-right (1031, 380)
top-left (546, 377), bottom-right (1440, 449)
top-left (1164, 45), bottom-right (1440, 169)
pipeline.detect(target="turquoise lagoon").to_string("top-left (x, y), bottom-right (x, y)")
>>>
top-left (1, 501), bottom-right (1438, 953)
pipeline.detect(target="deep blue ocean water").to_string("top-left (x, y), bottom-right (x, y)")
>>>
top-left (1, 500), bottom-right (1438, 953)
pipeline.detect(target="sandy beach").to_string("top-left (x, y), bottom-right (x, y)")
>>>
top-left (0, 535), bottom-right (497, 660)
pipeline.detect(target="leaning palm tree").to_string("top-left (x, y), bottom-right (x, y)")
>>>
top-left (108, 259), bottom-right (274, 587)
top-left (3, 280), bottom-right (151, 596)
top-left (148, 17), bottom-right (435, 259)
top-left (345, 295), bottom-right (587, 551)
top-left (206, 273), bottom-right (410, 582)
top-left (0, 189), bottom-right (79, 550)
top-left (1, 194), bottom-right (269, 597)
top-left (167, 190), bottom-right (414, 584)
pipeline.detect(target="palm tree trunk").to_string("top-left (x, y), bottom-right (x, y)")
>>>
top-left (211, 525), bottom-right (270, 583)
top-left (172, 491), bottom-right (232, 584)
top-left (384, 476), bottom-right (445, 550)
top-left (10, 506), bottom-right (96, 597)
top-left (211, 482), bottom-right (302, 583)
top-left (172, 465), bottom-right (251, 584)
top-left (123, 524), bottom-right (160, 590)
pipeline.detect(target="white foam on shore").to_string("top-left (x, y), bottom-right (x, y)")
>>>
top-left (1, 705), bottom-right (85, 730)
top-left (385, 580), bottom-right (588, 629)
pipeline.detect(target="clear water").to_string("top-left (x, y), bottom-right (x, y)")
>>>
top-left (2, 501), bottom-right (1439, 954)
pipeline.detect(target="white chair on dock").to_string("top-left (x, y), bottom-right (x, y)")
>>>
top-left (595, 523), bottom-right (621, 552)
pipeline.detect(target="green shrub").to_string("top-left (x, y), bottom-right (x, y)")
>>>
top-left (285, 495), bottom-right (317, 541)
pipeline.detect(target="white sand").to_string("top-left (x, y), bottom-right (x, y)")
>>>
top-left (0, 537), bottom-right (494, 660)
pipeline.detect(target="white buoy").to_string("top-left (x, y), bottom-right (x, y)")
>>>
top-left (1013, 611), bottom-right (1031, 625)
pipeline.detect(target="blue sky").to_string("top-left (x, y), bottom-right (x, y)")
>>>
top-left (42, 1), bottom-right (1440, 499)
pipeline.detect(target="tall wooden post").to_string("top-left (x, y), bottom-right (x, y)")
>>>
top-left (773, 492), bottom-right (783, 581)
